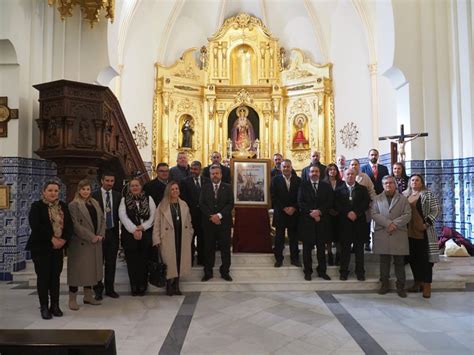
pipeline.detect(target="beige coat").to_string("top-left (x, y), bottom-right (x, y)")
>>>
top-left (371, 191), bottom-right (411, 255)
top-left (67, 198), bottom-right (105, 286)
top-left (153, 199), bottom-right (193, 279)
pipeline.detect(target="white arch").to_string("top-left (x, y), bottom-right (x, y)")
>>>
top-left (0, 39), bottom-right (19, 64)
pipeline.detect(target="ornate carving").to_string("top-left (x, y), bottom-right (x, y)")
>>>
top-left (286, 69), bottom-right (313, 80)
top-left (174, 85), bottom-right (199, 92)
top-left (289, 98), bottom-right (311, 116)
top-left (200, 46), bottom-right (208, 70)
top-left (211, 13), bottom-right (273, 38)
top-left (0, 97), bottom-right (19, 138)
top-left (175, 65), bottom-right (198, 80)
top-left (234, 89), bottom-right (254, 105)
top-left (76, 118), bottom-right (93, 146)
top-left (132, 123), bottom-right (148, 149)
top-left (287, 84), bottom-right (313, 91)
top-left (339, 122), bottom-right (359, 149)
top-left (176, 98), bottom-right (198, 117)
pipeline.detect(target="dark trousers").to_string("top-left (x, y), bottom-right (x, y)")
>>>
top-left (94, 228), bottom-right (119, 294)
top-left (380, 254), bottom-right (406, 289)
top-left (408, 237), bottom-right (433, 283)
top-left (32, 249), bottom-right (64, 306)
top-left (122, 231), bottom-right (152, 291)
top-left (203, 224), bottom-right (231, 276)
top-left (339, 240), bottom-right (365, 277)
top-left (191, 218), bottom-right (205, 265)
top-left (302, 237), bottom-right (326, 275)
top-left (274, 223), bottom-right (299, 262)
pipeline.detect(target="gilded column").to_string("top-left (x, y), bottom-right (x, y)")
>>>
top-left (368, 63), bottom-right (379, 147)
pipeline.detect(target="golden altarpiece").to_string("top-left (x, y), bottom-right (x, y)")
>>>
top-left (152, 13), bottom-right (335, 172)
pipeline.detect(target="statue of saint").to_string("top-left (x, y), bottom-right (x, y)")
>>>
top-left (231, 105), bottom-right (256, 151)
top-left (292, 115), bottom-right (308, 148)
top-left (181, 119), bottom-right (193, 148)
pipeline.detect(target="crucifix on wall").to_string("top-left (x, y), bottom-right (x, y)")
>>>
top-left (379, 124), bottom-right (428, 164)
top-left (0, 97), bottom-right (19, 138)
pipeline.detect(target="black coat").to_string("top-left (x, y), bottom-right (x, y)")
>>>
top-left (361, 163), bottom-right (389, 195)
top-left (26, 200), bottom-right (73, 256)
top-left (180, 175), bottom-right (211, 227)
top-left (297, 180), bottom-right (333, 243)
top-left (270, 174), bottom-right (301, 228)
top-left (199, 181), bottom-right (234, 229)
top-left (143, 178), bottom-right (167, 207)
top-left (300, 162), bottom-right (327, 183)
top-left (202, 164), bottom-right (231, 184)
top-left (334, 183), bottom-right (370, 243)
top-left (92, 189), bottom-right (121, 232)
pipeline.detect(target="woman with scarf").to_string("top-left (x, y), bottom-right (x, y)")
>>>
top-left (391, 162), bottom-right (409, 193)
top-left (68, 179), bottom-right (105, 310)
top-left (119, 178), bottom-right (156, 296)
top-left (27, 180), bottom-right (73, 319)
top-left (403, 174), bottom-right (440, 298)
top-left (153, 181), bottom-right (193, 296)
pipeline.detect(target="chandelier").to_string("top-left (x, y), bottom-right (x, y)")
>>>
top-left (48, 0), bottom-right (115, 28)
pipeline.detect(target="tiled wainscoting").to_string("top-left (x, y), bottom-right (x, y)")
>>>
top-left (0, 156), bottom-right (472, 280)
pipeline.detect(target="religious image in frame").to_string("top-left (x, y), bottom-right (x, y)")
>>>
top-left (0, 185), bottom-right (10, 209)
top-left (231, 159), bottom-right (271, 208)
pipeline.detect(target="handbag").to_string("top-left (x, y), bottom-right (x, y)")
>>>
top-left (444, 239), bottom-right (470, 257)
top-left (148, 246), bottom-right (167, 287)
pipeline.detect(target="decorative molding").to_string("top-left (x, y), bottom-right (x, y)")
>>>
top-left (339, 122), bottom-right (359, 149)
top-left (132, 123), bottom-right (148, 149)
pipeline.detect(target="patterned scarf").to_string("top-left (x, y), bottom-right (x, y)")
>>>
top-left (42, 198), bottom-right (64, 238)
top-left (124, 191), bottom-right (150, 225)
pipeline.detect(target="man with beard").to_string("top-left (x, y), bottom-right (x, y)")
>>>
top-left (361, 149), bottom-right (389, 195)
top-left (298, 165), bottom-right (333, 281)
top-left (202, 151), bottom-right (231, 184)
top-left (179, 161), bottom-right (211, 266)
top-left (301, 150), bottom-right (326, 182)
top-left (200, 165), bottom-right (234, 282)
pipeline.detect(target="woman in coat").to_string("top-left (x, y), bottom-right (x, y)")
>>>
top-left (403, 174), bottom-right (440, 298)
top-left (119, 178), bottom-right (156, 296)
top-left (27, 180), bottom-right (73, 319)
top-left (153, 181), bottom-right (193, 296)
top-left (68, 179), bottom-right (105, 310)
top-left (372, 176), bottom-right (412, 297)
top-left (391, 162), bottom-right (409, 193)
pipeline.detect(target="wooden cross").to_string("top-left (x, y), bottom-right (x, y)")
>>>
top-left (0, 97), bottom-right (19, 138)
top-left (379, 124), bottom-right (428, 164)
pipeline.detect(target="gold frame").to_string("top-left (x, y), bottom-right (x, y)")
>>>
top-left (0, 185), bottom-right (10, 209)
top-left (230, 158), bottom-right (271, 208)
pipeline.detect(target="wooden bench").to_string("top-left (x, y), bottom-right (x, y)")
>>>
top-left (0, 329), bottom-right (116, 355)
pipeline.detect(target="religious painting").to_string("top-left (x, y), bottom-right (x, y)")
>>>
top-left (0, 185), bottom-right (10, 209)
top-left (292, 114), bottom-right (309, 149)
top-left (179, 114), bottom-right (194, 149)
top-left (231, 159), bottom-right (271, 208)
top-left (228, 105), bottom-right (259, 156)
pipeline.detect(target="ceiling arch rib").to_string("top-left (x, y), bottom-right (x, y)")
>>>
top-left (157, 0), bottom-right (186, 64)
top-left (351, 0), bottom-right (377, 64)
top-left (304, 0), bottom-right (328, 62)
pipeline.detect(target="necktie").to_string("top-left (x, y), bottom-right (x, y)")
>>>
top-left (348, 186), bottom-right (353, 201)
top-left (105, 191), bottom-right (113, 229)
top-left (214, 184), bottom-right (219, 199)
top-left (312, 182), bottom-right (318, 194)
top-left (372, 165), bottom-right (378, 180)
top-left (195, 178), bottom-right (201, 189)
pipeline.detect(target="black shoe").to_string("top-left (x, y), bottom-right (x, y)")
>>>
top-left (365, 244), bottom-right (371, 252)
top-left (131, 286), bottom-right (139, 296)
top-left (40, 305), bottom-right (52, 320)
top-left (291, 260), bottom-right (302, 267)
top-left (304, 273), bottom-right (312, 281)
top-left (221, 274), bottom-right (233, 282)
top-left (357, 275), bottom-right (366, 281)
top-left (137, 287), bottom-right (146, 296)
top-left (49, 303), bottom-right (63, 317)
top-left (95, 293), bottom-right (103, 301)
top-left (318, 273), bottom-right (331, 280)
top-left (274, 260), bottom-right (283, 268)
top-left (105, 290), bottom-right (120, 298)
top-left (201, 274), bottom-right (213, 282)
top-left (335, 254), bottom-right (340, 266)
top-left (340, 274), bottom-right (348, 281)
top-left (327, 254), bottom-right (334, 266)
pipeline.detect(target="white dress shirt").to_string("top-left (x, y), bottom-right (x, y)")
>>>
top-left (118, 196), bottom-right (156, 233)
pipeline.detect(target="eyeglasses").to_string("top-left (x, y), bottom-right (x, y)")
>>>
top-left (157, 170), bottom-right (169, 173)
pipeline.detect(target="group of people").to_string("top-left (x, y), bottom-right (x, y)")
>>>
top-left (270, 149), bottom-right (440, 299)
top-left (26, 148), bottom-right (439, 320)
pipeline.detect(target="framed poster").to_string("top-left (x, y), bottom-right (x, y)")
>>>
top-left (231, 159), bottom-right (271, 208)
top-left (0, 185), bottom-right (10, 209)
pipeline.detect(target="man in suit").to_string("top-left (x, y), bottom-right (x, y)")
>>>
top-left (334, 168), bottom-right (370, 281)
top-left (271, 159), bottom-right (301, 267)
top-left (271, 153), bottom-right (283, 177)
top-left (143, 162), bottom-right (169, 206)
top-left (301, 150), bottom-right (326, 182)
top-left (169, 152), bottom-right (190, 183)
top-left (199, 164), bottom-right (234, 281)
top-left (93, 172), bottom-right (121, 299)
top-left (297, 165), bottom-right (333, 281)
top-left (180, 160), bottom-right (211, 266)
top-left (361, 149), bottom-right (389, 195)
top-left (337, 155), bottom-right (346, 180)
top-left (202, 151), bottom-right (231, 184)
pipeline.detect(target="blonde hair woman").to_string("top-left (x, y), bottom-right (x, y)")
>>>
top-left (67, 179), bottom-right (105, 310)
top-left (153, 181), bottom-right (194, 296)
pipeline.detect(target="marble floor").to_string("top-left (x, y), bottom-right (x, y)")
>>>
top-left (0, 281), bottom-right (472, 355)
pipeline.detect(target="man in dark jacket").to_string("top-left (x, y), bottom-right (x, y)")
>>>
top-left (300, 150), bottom-right (326, 182)
top-left (271, 159), bottom-right (301, 267)
top-left (169, 152), bottom-right (190, 183)
top-left (202, 151), bottom-right (231, 184)
top-left (180, 160), bottom-right (211, 266)
top-left (297, 165), bottom-right (333, 281)
top-left (335, 168), bottom-right (370, 281)
top-left (143, 163), bottom-right (169, 206)
top-left (361, 149), bottom-right (389, 195)
top-left (93, 172), bottom-right (121, 299)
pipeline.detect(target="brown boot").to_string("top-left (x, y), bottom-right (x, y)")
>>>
top-left (378, 280), bottom-right (389, 295)
top-left (83, 288), bottom-right (101, 305)
top-left (69, 292), bottom-right (79, 311)
top-left (422, 283), bottom-right (431, 298)
top-left (407, 281), bottom-right (422, 292)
